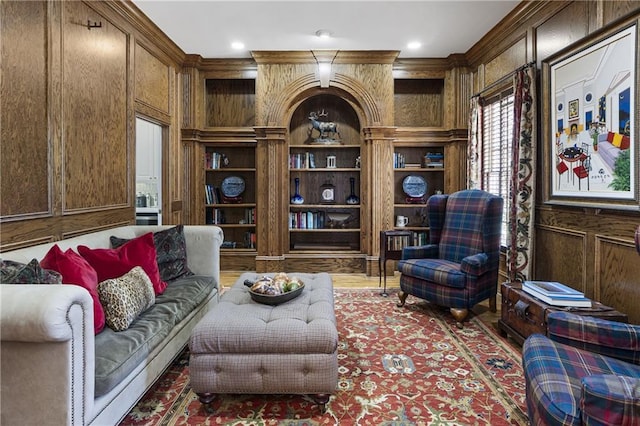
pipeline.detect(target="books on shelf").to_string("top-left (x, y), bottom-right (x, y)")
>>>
top-left (522, 281), bottom-right (592, 307)
top-left (204, 152), bottom-right (228, 169)
top-left (204, 184), bottom-right (222, 204)
top-left (290, 152), bottom-right (316, 169)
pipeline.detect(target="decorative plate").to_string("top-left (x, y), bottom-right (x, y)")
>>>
top-left (221, 176), bottom-right (245, 197)
top-left (402, 175), bottom-right (427, 198)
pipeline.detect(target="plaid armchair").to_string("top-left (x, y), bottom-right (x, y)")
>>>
top-left (523, 312), bottom-right (640, 426)
top-left (396, 189), bottom-right (503, 327)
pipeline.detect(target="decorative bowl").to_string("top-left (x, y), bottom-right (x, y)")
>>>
top-left (248, 284), bottom-right (305, 305)
top-left (243, 276), bottom-right (305, 305)
top-left (326, 212), bottom-right (352, 228)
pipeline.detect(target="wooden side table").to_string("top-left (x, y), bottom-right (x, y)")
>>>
top-left (498, 281), bottom-right (628, 345)
top-left (379, 230), bottom-right (413, 296)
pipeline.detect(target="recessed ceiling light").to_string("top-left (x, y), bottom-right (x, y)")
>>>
top-left (407, 41), bottom-right (421, 50)
top-left (231, 41), bottom-right (245, 50)
top-left (315, 29), bottom-right (332, 39)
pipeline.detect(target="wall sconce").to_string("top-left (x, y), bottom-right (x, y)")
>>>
top-left (312, 50), bottom-right (337, 89)
top-left (318, 62), bottom-right (331, 88)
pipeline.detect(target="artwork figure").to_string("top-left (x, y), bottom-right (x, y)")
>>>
top-left (308, 109), bottom-right (341, 144)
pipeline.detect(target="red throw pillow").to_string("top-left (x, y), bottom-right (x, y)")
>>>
top-left (78, 232), bottom-right (167, 295)
top-left (40, 244), bottom-right (106, 334)
top-left (620, 135), bottom-right (631, 150)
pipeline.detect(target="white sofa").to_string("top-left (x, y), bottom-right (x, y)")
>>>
top-left (0, 225), bottom-right (223, 426)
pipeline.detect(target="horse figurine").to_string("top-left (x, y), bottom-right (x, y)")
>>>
top-left (308, 109), bottom-right (340, 143)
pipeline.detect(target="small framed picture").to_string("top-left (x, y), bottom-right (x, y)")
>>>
top-left (568, 99), bottom-right (579, 119)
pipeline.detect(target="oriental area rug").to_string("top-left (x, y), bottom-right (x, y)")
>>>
top-left (120, 289), bottom-right (528, 426)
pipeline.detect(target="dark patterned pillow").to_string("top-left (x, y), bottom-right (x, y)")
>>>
top-left (110, 225), bottom-right (192, 282)
top-left (0, 259), bottom-right (63, 284)
top-left (98, 266), bottom-right (155, 331)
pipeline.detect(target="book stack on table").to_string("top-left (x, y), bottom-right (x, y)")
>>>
top-left (522, 281), bottom-right (592, 308)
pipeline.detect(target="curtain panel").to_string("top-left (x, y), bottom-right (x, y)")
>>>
top-left (467, 65), bottom-right (537, 282)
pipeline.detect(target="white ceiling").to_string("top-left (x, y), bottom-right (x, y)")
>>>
top-left (132, 0), bottom-right (521, 59)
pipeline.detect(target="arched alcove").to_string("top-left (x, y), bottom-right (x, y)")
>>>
top-left (289, 93), bottom-right (361, 146)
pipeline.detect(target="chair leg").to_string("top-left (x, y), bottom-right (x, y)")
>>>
top-left (397, 291), bottom-right (408, 307)
top-left (450, 308), bottom-right (468, 329)
top-left (489, 294), bottom-right (497, 312)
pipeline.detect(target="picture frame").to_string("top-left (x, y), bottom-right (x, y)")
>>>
top-left (542, 17), bottom-right (639, 210)
top-left (568, 99), bottom-right (579, 119)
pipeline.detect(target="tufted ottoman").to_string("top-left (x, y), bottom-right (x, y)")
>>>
top-left (188, 272), bottom-right (338, 412)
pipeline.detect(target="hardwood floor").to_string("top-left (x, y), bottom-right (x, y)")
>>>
top-left (220, 271), bottom-right (504, 331)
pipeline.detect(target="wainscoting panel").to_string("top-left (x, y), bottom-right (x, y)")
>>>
top-left (595, 235), bottom-right (640, 324)
top-left (535, 224), bottom-right (587, 293)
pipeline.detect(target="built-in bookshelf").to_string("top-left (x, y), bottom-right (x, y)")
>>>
top-left (203, 144), bottom-right (257, 251)
top-left (393, 144), bottom-right (445, 242)
top-left (287, 92), bottom-right (363, 253)
top-left (288, 144), bottom-right (361, 251)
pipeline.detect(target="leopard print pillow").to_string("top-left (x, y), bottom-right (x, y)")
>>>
top-left (98, 266), bottom-right (155, 331)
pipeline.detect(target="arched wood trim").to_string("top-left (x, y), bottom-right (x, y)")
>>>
top-left (265, 73), bottom-right (382, 128)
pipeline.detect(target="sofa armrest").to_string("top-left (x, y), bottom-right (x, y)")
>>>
top-left (402, 244), bottom-right (438, 260)
top-left (1, 284), bottom-right (95, 425)
top-left (581, 375), bottom-right (640, 425)
top-left (460, 253), bottom-right (489, 276)
top-left (182, 225), bottom-right (224, 283)
top-left (547, 311), bottom-right (640, 365)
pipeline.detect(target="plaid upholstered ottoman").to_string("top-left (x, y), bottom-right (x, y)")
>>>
top-left (188, 272), bottom-right (338, 413)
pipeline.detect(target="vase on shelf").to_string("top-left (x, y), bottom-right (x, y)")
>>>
top-left (291, 177), bottom-right (304, 204)
top-left (346, 177), bottom-right (359, 205)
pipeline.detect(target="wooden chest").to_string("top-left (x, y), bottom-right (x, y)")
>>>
top-left (498, 282), bottom-right (628, 345)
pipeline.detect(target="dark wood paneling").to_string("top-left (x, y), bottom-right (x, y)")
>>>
top-left (0, 209), bottom-right (134, 251)
top-left (284, 254), bottom-right (365, 273)
top-left (534, 224), bottom-right (586, 293)
top-left (0, 1), bottom-right (50, 218)
top-left (596, 235), bottom-right (640, 323)
top-left (603, 1), bottom-right (640, 27)
top-left (222, 252), bottom-right (257, 271)
top-left (135, 42), bottom-right (170, 114)
top-left (205, 79), bottom-right (255, 127)
top-left (535, 1), bottom-right (589, 63)
top-left (483, 36), bottom-right (527, 88)
top-left (62, 2), bottom-right (128, 211)
top-left (394, 79), bottom-right (444, 127)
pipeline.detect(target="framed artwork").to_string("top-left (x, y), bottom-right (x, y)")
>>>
top-left (542, 17), bottom-right (639, 210)
top-left (568, 99), bottom-right (579, 119)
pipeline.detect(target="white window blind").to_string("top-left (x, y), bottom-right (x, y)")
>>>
top-left (481, 89), bottom-right (514, 247)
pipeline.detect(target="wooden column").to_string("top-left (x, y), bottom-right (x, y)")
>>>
top-left (254, 126), bottom-right (288, 272)
top-left (362, 126), bottom-right (397, 275)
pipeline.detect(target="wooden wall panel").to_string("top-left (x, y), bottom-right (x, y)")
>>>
top-left (135, 42), bottom-right (170, 114)
top-left (205, 79), bottom-right (255, 127)
top-left (483, 37), bottom-right (527, 88)
top-left (256, 63), bottom-right (316, 126)
top-left (394, 79), bottom-right (444, 127)
top-left (62, 2), bottom-right (128, 211)
top-left (534, 224), bottom-right (587, 293)
top-left (0, 1), bottom-right (50, 217)
top-left (603, 1), bottom-right (640, 27)
top-left (337, 63), bottom-right (395, 125)
top-left (535, 1), bottom-right (589, 63)
top-left (596, 235), bottom-right (640, 323)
